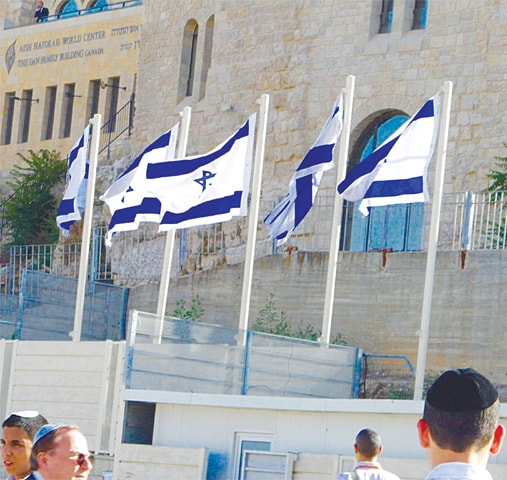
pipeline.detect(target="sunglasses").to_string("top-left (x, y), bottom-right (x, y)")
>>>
top-left (72, 452), bottom-right (94, 467)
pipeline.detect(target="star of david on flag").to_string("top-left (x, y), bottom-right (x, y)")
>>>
top-left (100, 114), bottom-right (256, 240)
top-left (150, 114), bottom-right (256, 231)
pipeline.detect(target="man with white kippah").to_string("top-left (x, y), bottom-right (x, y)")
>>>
top-left (30, 424), bottom-right (93, 480)
top-left (1, 410), bottom-right (48, 480)
top-left (417, 368), bottom-right (505, 480)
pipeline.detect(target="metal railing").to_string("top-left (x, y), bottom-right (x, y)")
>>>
top-left (99, 95), bottom-right (135, 159)
top-left (36, 0), bottom-right (142, 23)
top-left (2, 190), bottom-right (507, 292)
top-left (180, 190), bottom-right (507, 258)
top-left (4, 227), bottom-right (115, 294)
top-left (360, 353), bottom-right (416, 400)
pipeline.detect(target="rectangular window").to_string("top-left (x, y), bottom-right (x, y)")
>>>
top-left (42, 86), bottom-right (57, 140)
top-left (412, 0), bottom-right (427, 30)
top-left (233, 433), bottom-right (272, 480)
top-left (379, 0), bottom-right (394, 33)
top-left (60, 83), bottom-right (75, 138)
top-left (86, 79), bottom-right (101, 124)
top-left (1, 92), bottom-right (15, 145)
top-left (104, 76), bottom-right (120, 133)
top-left (122, 401), bottom-right (155, 445)
top-left (18, 89), bottom-right (34, 143)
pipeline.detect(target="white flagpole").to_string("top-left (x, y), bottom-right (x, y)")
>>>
top-left (413, 80), bottom-right (453, 399)
top-left (238, 94), bottom-right (270, 336)
top-left (321, 75), bottom-right (355, 345)
top-left (154, 106), bottom-right (192, 343)
top-left (72, 113), bottom-right (101, 342)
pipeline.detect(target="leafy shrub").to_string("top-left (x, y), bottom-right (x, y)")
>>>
top-left (170, 295), bottom-right (204, 321)
top-left (254, 293), bottom-right (347, 345)
top-left (1, 149), bottom-right (66, 246)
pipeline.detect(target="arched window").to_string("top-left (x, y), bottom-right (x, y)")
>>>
top-left (87, 0), bottom-right (108, 13)
top-left (198, 15), bottom-right (214, 100)
top-left (58, 0), bottom-right (79, 18)
top-left (343, 111), bottom-right (426, 252)
top-left (178, 20), bottom-right (199, 101)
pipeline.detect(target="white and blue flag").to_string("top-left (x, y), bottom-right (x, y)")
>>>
top-left (101, 115), bottom-right (256, 238)
top-left (153, 114), bottom-right (256, 231)
top-left (56, 125), bottom-right (90, 236)
top-left (338, 92), bottom-right (441, 216)
top-left (100, 124), bottom-right (179, 246)
top-left (264, 94), bottom-right (343, 246)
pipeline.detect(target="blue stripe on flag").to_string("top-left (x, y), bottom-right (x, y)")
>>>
top-left (264, 94), bottom-right (343, 246)
top-left (146, 120), bottom-right (249, 179)
top-left (100, 114), bottom-right (255, 241)
top-left (294, 175), bottom-right (314, 226)
top-left (108, 197), bottom-right (162, 226)
top-left (57, 198), bottom-right (76, 216)
top-left (121, 130), bottom-right (172, 178)
top-left (160, 192), bottom-right (243, 225)
top-left (366, 177), bottom-right (424, 198)
top-left (67, 132), bottom-right (86, 169)
top-left (296, 144), bottom-right (335, 172)
top-left (56, 124), bottom-right (90, 236)
top-left (99, 125), bottom-right (179, 245)
top-left (337, 94), bottom-right (440, 216)
top-left (338, 98), bottom-right (435, 196)
top-left (337, 138), bottom-right (396, 194)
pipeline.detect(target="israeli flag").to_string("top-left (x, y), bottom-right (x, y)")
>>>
top-left (264, 94), bottom-right (343, 246)
top-left (152, 114), bottom-right (256, 230)
top-left (56, 125), bottom-right (90, 236)
top-left (338, 92), bottom-right (441, 216)
top-left (100, 124), bottom-right (179, 246)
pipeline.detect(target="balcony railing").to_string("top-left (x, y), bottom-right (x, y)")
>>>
top-left (38, 0), bottom-right (142, 23)
top-left (99, 94), bottom-right (135, 159)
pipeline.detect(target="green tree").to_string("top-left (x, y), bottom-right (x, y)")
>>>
top-left (486, 145), bottom-right (507, 191)
top-left (1, 149), bottom-right (66, 246)
top-left (484, 146), bottom-right (507, 244)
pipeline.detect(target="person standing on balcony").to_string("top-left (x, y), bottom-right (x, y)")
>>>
top-left (337, 428), bottom-right (400, 480)
top-left (417, 368), bottom-right (505, 480)
top-left (34, 1), bottom-right (49, 22)
top-left (30, 424), bottom-right (93, 480)
top-left (1, 411), bottom-right (48, 480)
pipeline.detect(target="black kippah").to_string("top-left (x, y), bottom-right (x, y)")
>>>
top-left (426, 368), bottom-right (498, 412)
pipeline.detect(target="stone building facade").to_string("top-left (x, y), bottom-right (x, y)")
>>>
top-left (2, 1), bottom-right (507, 378)
top-left (133, 0), bottom-right (507, 197)
top-left (0, 0), bottom-right (141, 172)
top-left (124, 0), bottom-right (507, 379)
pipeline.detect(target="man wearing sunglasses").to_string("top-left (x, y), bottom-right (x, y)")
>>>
top-left (30, 424), bottom-right (93, 480)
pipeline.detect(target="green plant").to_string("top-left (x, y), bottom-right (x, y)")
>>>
top-left (253, 293), bottom-right (291, 336)
top-left (170, 295), bottom-right (204, 321)
top-left (330, 332), bottom-right (348, 346)
top-left (483, 148), bottom-right (507, 247)
top-left (253, 294), bottom-right (347, 345)
top-left (486, 144), bottom-right (507, 192)
top-left (1, 149), bottom-right (66, 246)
